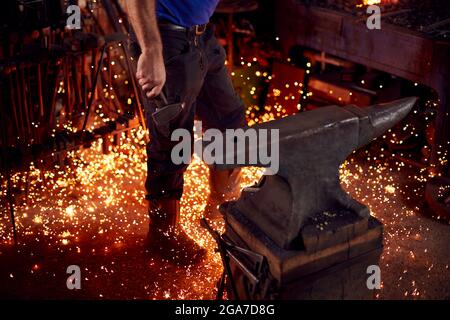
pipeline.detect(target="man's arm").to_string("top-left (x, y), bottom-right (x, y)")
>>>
top-left (127, 0), bottom-right (166, 98)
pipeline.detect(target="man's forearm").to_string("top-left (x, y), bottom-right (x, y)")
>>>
top-left (127, 0), bottom-right (162, 52)
top-left (127, 0), bottom-right (166, 98)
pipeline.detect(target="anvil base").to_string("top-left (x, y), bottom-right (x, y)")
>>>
top-left (221, 202), bottom-right (383, 300)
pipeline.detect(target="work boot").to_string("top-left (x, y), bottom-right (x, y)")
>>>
top-left (204, 168), bottom-right (242, 221)
top-left (146, 198), bottom-right (206, 265)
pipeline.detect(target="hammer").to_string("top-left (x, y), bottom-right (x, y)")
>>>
top-left (151, 92), bottom-right (184, 138)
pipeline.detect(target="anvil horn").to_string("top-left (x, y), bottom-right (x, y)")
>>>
top-left (217, 97), bottom-right (417, 249)
top-left (346, 97), bottom-right (418, 147)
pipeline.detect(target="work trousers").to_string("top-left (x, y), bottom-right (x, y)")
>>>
top-left (132, 24), bottom-right (245, 200)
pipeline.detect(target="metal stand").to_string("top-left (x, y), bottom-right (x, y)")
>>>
top-left (201, 218), bottom-right (272, 300)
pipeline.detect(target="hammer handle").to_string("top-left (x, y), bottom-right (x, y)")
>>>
top-left (153, 91), bottom-right (168, 109)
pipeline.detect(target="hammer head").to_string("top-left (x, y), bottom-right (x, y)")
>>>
top-left (219, 97), bottom-right (417, 249)
top-left (152, 103), bottom-right (184, 137)
top-left (151, 94), bottom-right (184, 137)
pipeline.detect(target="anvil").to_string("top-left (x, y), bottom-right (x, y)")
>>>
top-left (214, 97), bottom-right (417, 249)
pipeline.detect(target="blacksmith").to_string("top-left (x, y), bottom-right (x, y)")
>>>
top-left (127, 0), bottom-right (245, 263)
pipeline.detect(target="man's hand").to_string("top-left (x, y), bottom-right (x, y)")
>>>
top-left (126, 0), bottom-right (165, 98)
top-left (137, 47), bottom-right (166, 99)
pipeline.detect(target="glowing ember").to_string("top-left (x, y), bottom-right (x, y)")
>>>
top-left (361, 0), bottom-right (399, 6)
top-left (364, 0), bottom-right (382, 4)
